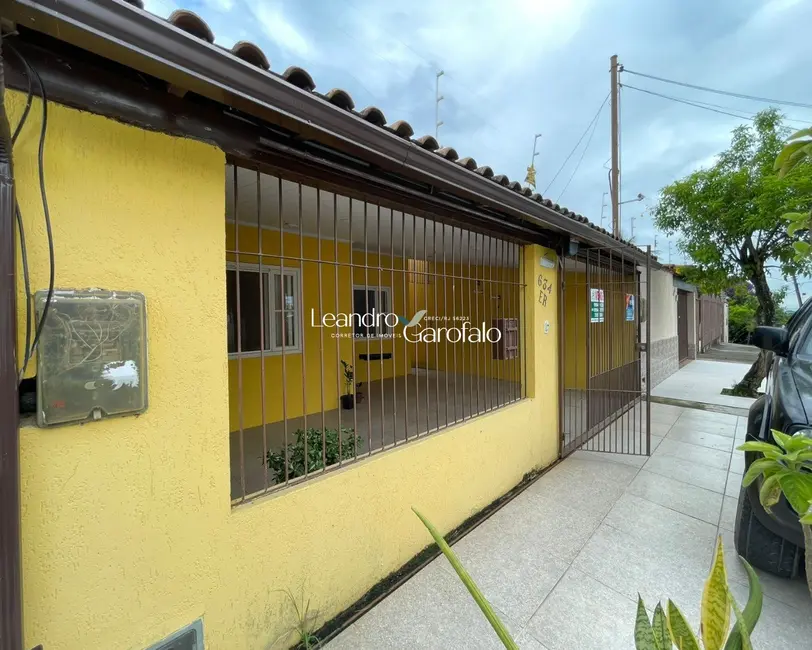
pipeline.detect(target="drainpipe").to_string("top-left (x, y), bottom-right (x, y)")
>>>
top-left (0, 33), bottom-right (23, 650)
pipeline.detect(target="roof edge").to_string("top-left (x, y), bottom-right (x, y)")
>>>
top-left (7, 0), bottom-right (648, 258)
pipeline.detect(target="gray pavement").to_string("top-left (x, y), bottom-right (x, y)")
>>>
top-left (652, 359), bottom-right (761, 411)
top-left (327, 403), bottom-right (811, 649)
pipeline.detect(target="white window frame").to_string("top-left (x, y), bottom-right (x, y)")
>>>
top-left (227, 262), bottom-right (302, 358)
top-left (352, 285), bottom-right (393, 339)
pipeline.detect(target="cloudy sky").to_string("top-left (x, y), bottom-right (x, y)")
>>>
top-left (146, 0), bottom-right (812, 301)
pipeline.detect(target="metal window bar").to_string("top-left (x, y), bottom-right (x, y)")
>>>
top-left (225, 164), bottom-right (527, 503)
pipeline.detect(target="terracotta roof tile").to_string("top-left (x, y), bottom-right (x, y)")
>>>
top-left (415, 135), bottom-right (440, 151)
top-left (282, 66), bottom-right (316, 91)
top-left (359, 106), bottom-right (387, 127)
top-left (231, 41), bottom-right (270, 70)
top-left (457, 157), bottom-right (477, 170)
top-left (475, 166), bottom-right (494, 178)
top-left (167, 10), bottom-right (214, 43)
top-left (324, 88), bottom-right (354, 111)
top-left (389, 120), bottom-right (414, 139)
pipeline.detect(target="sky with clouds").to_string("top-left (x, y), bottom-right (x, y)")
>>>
top-left (146, 0), bottom-right (812, 303)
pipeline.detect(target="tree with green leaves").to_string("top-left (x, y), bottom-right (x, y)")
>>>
top-left (654, 109), bottom-right (812, 396)
top-left (775, 127), bottom-right (812, 258)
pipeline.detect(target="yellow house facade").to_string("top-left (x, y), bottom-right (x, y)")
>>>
top-left (0, 5), bottom-right (655, 649)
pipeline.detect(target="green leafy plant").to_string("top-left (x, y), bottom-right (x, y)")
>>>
top-left (738, 428), bottom-right (812, 598)
top-left (341, 360), bottom-right (354, 396)
top-left (775, 128), bottom-right (812, 261)
top-left (634, 537), bottom-right (761, 649)
top-left (413, 511), bottom-right (762, 650)
top-left (266, 427), bottom-right (361, 482)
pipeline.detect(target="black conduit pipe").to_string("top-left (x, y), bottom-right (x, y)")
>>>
top-left (0, 32), bottom-right (23, 650)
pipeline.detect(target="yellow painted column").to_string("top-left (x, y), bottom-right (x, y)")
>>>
top-left (523, 244), bottom-right (560, 461)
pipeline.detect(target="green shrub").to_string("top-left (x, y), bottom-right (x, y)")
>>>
top-left (266, 427), bottom-right (362, 482)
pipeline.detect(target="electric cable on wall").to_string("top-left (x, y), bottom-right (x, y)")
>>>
top-left (6, 41), bottom-right (55, 383)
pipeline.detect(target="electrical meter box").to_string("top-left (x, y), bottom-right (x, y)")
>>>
top-left (35, 289), bottom-right (148, 427)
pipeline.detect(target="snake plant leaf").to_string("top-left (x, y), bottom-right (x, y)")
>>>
top-left (777, 472), bottom-right (812, 515)
top-left (727, 589), bottom-right (753, 650)
top-left (651, 603), bottom-right (670, 650)
top-left (412, 508), bottom-right (519, 650)
top-left (723, 558), bottom-right (763, 650)
top-left (700, 537), bottom-right (730, 650)
top-left (667, 600), bottom-right (700, 650)
top-left (635, 596), bottom-right (658, 650)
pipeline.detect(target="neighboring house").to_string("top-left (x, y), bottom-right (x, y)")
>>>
top-left (0, 3), bottom-right (704, 649)
top-left (644, 264), bottom-right (727, 389)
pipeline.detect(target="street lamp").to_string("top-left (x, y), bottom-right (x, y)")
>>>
top-left (620, 192), bottom-right (645, 205)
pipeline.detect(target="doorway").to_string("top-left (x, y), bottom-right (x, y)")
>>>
top-left (677, 289), bottom-right (689, 362)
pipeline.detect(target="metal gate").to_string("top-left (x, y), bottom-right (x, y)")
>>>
top-left (560, 246), bottom-right (651, 457)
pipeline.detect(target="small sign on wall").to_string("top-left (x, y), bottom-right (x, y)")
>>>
top-left (590, 288), bottom-right (605, 323)
top-left (625, 294), bottom-right (635, 321)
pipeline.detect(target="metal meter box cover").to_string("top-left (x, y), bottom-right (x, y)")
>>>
top-left (35, 289), bottom-right (148, 426)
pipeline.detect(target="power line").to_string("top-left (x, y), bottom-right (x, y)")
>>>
top-left (557, 97), bottom-right (605, 203)
top-left (623, 68), bottom-right (812, 110)
top-left (622, 83), bottom-right (812, 126)
top-left (622, 84), bottom-right (753, 120)
top-left (543, 93), bottom-right (610, 196)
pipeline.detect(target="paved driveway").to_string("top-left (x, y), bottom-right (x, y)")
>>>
top-left (327, 403), bottom-right (811, 649)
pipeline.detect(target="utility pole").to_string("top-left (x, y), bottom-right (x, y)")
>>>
top-left (668, 241), bottom-right (672, 264)
top-left (630, 212), bottom-right (636, 240)
top-left (435, 70), bottom-right (445, 141)
top-left (793, 274), bottom-right (803, 308)
top-left (610, 54), bottom-right (621, 237)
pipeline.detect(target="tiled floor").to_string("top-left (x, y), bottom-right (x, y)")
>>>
top-left (327, 402), bottom-right (811, 649)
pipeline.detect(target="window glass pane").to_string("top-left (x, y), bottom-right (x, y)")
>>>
top-left (284, 311), bottom-right (296, 347)
top-left (272, 271), bottom-right (298, 349)
top-left (353, 288), bottom-right (377, 338)
top-left (226, 269), bottom-right (264, 353)
top-left (378, 290), bottom-right (389, 336)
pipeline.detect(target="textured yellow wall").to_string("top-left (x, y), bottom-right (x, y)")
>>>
top-left (11, 90), bottom-right (560, 650)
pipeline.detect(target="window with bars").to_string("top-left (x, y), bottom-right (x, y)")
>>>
top-left (226, 263), bottom-right (300, 355)
top-left (226, 163), bottom-right (527, 504)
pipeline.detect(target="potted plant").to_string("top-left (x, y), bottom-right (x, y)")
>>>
top-left (340, 360), bottom-right (355, 410)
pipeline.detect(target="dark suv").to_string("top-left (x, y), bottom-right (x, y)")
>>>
top-left (735, 302), bottom-right (812, 577)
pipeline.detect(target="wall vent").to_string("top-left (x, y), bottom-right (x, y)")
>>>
top-left (146, 620), bottom-right (203, 650)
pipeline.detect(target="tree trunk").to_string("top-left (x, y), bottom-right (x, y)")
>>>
top-left (733, 251), bottom-right (775, 396)
top-left (733, 349), bottom-right (771, 397)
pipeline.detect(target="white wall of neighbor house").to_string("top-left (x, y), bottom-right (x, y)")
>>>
top-left (640, 267), bottom-right (681, 388)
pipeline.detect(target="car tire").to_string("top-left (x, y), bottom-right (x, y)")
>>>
top-left (734, 486), bottom-right (802, 578)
